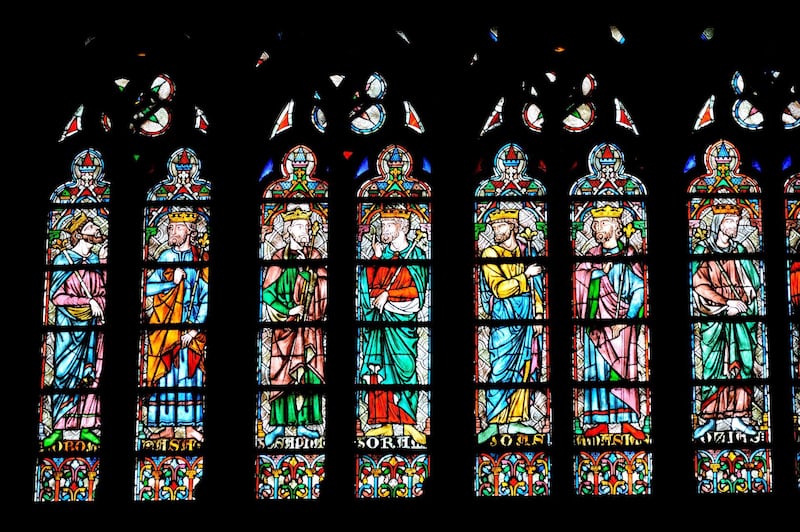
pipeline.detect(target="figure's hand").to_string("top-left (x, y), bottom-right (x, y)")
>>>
top-left (80, 366), bottom-right (96, 387)
top-left (610, 323), bottom-right (627, 339)
top-left (372, 291), bottom-right (389, 312)
top-left (603, 262), bottom-right (613, 274)
top-left (288, 304), bottom-right (304, 317)
top-left (98, 240), bottom-right (109, 261)
top-left (725, 299), bottom-right (747, 315)
top-left (89, 298), bottom-right (103, 317)
top-left (174, 267), bottom-right (186, 285)
top-left (372, 241), bottom-right (384, 258)
top-left (525, 264), bottom-right (543, 278)
top-left (181, 330), bottom-right (198, 347)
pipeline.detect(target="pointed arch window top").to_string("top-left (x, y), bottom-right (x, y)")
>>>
top-left (476, 143), bottom-right (545, 198)
top-left (357, 145), bottom-right (431, 199)
top-left (787, 173), bottom-right (800, 195)
top-left (688, 140), bottom-right (761, 195)
top-left (51, 148), bottom-right (110, 204)
top-left (569, 143), bottom-right (646, 196)
top-left (146, 147), bottom-right (211, 202)
top-left (263, 145), bottom-right (328, 199)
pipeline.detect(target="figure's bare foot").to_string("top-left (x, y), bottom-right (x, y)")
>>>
top-left (730, 417), bottom-right (756, 436)
top-left (186, 426), bottom-right (204, 442)
top-left (365, 424), bottom-right (393, 437)
top-left (403, 424), bottom-right (427, 445)
top-left (149, 427), bottom-right (174, 440)
top-left (477, 424), bottom-right (498, 444)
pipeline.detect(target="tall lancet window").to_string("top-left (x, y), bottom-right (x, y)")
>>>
top-left (473, 143), bottom-right (551, 497)
top-left (355, 144), bottom-right (432, 498)
top-left (784, 171), bottom-right (799, 489)
top-left (687, 139), bottom-right (771, 494)
top-left (136, 147), bottom-right (211, 501)
top-left (35, 148), bottom-right (110, 502)
top-left (569, 143), bottom-right (652, 495)
top-left (256, 145), bottom-right (328, 499)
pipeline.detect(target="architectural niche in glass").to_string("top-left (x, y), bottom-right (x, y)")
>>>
top-left (688, 139), bottom-right (771, 494)
top-left (473, 142), bottom-right (551, 497)
top-left (135, 147), bottom-right (210, 501)
top-left (35, 148), bottom-right (110, 502)
top-left (355, 144), bottom-right (432, 498)
top-left (570, 142), bottom-right (652, 496)
top-left (256, 144), bottom-right (328, 500)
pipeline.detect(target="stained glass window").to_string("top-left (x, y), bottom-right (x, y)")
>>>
top-left (785, 171), bottom-right (800, 489)
top-left (355, 144), bottom-right (432, 498)
top-left (26, 16), bottom-right (799, 515)
top-left (570, 142), bottom-right (652, 495)
top-left (135, 147), bottom-right (211, 501)
top-left (256, 144), bottom-right (328, 499)
top-left (474, 143), bottom-right (551, 496)
top-left (687, 139), bottom-right (772, 494)
top-left (257, 33), bottom-right (432, 499)
top-left (469, 18), bottom-right (650, 494)
top-left (35, 148), bottom-right (110, 502)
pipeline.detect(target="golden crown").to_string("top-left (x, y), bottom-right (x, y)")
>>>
top-left (712, 203), bottom-right (740, 215)
top-left (282, 207), bottom-right (313, 221)
top-left (168, 210), bottom-right (199, 223)
top-left (590, 205), bottom-right (623, 218)
top-left (380, 207), bottom-right (411, 219)
top-left (65, 212), bottom-right (89, 233)
top-left (488, 209), bottom-right (519, 222)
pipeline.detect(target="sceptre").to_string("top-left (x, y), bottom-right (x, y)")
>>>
top-left (300, 219), bottom-right (321, 322)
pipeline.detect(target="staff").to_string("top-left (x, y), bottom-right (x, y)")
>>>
top-left (300, 219), bottom-right (321, 322)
